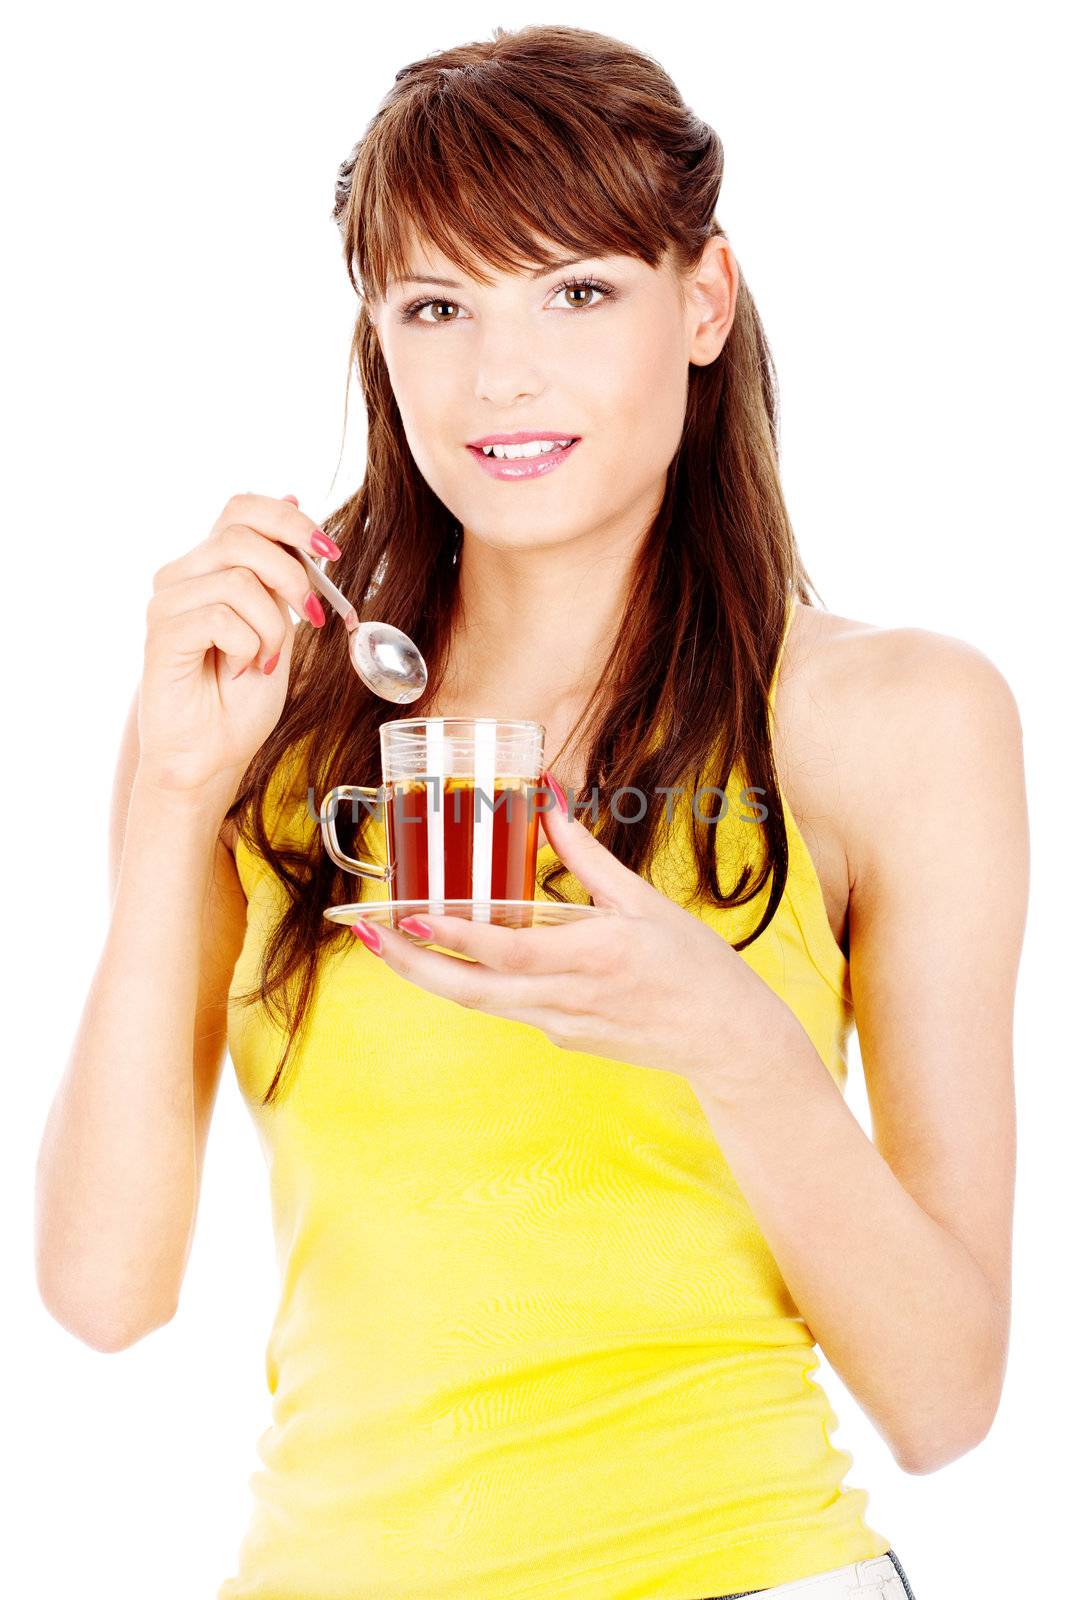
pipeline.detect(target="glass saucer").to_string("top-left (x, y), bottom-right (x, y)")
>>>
top-left (323, 898), bottom-right (611, 931)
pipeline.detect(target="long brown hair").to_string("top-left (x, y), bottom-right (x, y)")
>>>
top-left (226, 22), bottom-right (825, 1106)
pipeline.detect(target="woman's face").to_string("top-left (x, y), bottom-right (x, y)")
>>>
top-left (367, 234), bottom-right (735, 551)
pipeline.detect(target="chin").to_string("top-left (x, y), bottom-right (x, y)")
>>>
top-left (468, 516), bottom-right (588, 550)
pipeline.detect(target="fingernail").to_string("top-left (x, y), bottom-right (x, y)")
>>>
top-left (282, 494), bottom-right (299, 506)
top-left (311, 529), bottom-right (342, 560)
top-left (304, 592), bottom-right (326, 628)
top-left (544, 769), bottom-right (568, 812)
top-left (398, 916), bottom-right (433, 938)
top-left (262, 650), bottom-right (281, 675)
top-left (352, 918), bottom-right (383, 954)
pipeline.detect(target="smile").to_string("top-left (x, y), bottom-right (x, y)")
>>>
top-left (465, 438), bottom-right (581, 480)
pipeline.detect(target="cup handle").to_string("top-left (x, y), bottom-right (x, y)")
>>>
top-left (320, 785), bottom-right (392, 881)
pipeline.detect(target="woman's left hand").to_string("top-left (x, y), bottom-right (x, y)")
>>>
top-left (351, 773), bottom-right (789, 1080)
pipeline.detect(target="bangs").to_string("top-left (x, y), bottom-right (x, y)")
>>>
top-left (344, 67), bottom-right (681, 302)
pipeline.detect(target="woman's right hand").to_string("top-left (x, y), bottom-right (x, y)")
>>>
top-left (137, 493), bottom-right (340, 800)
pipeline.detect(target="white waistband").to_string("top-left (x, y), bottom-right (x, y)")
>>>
top-left (729, 1552), bottom-right (907, 1599)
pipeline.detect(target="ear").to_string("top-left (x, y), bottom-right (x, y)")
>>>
top-left (685, 235), bottom-right (739, 367)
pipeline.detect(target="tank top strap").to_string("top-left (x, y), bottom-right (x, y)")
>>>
top-left (767, 590), bottom-right (799, 716)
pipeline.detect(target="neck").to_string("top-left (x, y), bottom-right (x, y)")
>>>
top-left (439, 493), bottom-right (660, 721)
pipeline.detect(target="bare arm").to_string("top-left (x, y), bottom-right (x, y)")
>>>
top-left (685, 626), bottom-right (1026, 1473)
top-left (34, 687), bottom-right (248, 1352)
top-left (34, 491), bottom-right (331, 1352)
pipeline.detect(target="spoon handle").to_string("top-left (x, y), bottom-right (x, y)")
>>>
top-left (293, 546), bottom-right (360, 630)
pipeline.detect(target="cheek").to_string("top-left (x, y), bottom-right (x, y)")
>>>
top-left (388, 362), bottom-right (433, 432)
top-left (597, 330), bottom-right (689, 474)
top-left (384, 364), bottom-right (459, 479)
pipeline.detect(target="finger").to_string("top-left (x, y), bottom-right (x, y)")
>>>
top-left (151, 490), bottom-right (339, 603)
top-left (208, 491), bottom-right (341, 562)
top-left (394, 909), bottom-right (612, 976)
top-left (148, 568), bottom-right (291, 673)
top-left (156, 601), bottom-right (263, 679)
top-left (354, 920), bottom-right (569, 1020)
top-left (153, 522), bottom-right (324, 626)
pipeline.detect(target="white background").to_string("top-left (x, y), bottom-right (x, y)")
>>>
top-left (4, 3), bottom-right (1062, 1595)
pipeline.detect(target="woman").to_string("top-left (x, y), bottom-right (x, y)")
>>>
top-left (35, 23), bottom-right (1024, 1600)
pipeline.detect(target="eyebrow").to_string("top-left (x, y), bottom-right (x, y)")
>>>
top-left (390, 256), bottom-right (594, 291)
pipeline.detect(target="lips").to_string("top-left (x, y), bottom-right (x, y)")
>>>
top-left (466, 437), bottom-right (582, 481)
top-left (467, 430), bottom-right (579, 447)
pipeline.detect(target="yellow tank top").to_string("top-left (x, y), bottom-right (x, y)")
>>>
top-left (220, 593), bottom-right (891, 1598)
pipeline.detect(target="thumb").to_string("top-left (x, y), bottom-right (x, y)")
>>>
top-left (538, 769), bottom-right (653, 913)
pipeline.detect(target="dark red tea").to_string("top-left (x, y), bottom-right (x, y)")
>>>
top-left (384, 775), bottom-right (541, 900)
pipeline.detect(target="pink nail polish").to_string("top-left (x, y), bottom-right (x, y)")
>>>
top-left (310, 529), bottom-right (342, 560)
top-left (262, 650), bottom-right (281, 675)
top-left (282, 494), bottom-right (300, 506)
top-left (399, 916), bottom-right (434, 938)
top-left (544, 769), bottom-right (568, 813)
top-left (353, 918), bottom-right (383, 954)
top-left (304, 592), bottom-right (326, 628)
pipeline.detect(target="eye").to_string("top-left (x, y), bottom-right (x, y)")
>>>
top-left (399, 297), bottom-right (468, 326)
top-left (547, 276), bottom-right (615, 312)
top-left (398, 275), bottom-right (616, 326)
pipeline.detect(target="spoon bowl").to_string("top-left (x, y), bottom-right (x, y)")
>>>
top-left (293, 546), bottom-right (428, 703)
top-left (348, 617), bottom-right (428, 704)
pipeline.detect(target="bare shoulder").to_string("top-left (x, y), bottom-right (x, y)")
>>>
top-left (783, 602), bottom-right (1024, 884)
top-left (787, 600), bottom-right (1022, 719)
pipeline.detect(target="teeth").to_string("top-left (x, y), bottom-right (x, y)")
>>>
top-left (480, 439), bottom-right (574, 459)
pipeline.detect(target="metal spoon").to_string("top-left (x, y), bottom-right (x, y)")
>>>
top-left (293, 547), bottom-right (428, 704)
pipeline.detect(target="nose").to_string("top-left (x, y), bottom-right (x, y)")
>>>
top-left (472, 323), bottom-right (547, 410)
